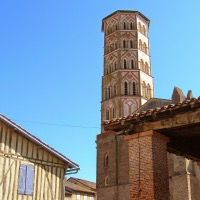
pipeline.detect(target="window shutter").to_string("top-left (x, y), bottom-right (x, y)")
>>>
top-left (25, 165), bottom-right (34, 195)
top-left (18, 164), bottom-right (26, 194)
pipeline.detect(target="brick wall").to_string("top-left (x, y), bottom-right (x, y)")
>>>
top-left (125, 130), bottom-right (169, 200)
top-left (96, 131), bottom-right (129, 200)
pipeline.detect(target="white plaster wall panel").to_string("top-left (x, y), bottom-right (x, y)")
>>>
top-left (136, 15), bottom-right (149, 31)
top-left (140, 71), bottom-right (154, 85)
top-left (138, 51), bottom-right (150, 62)
top-left (141, 98), bottom-right (147, 105)
top-left (138, 32), bottom-right (148, 44)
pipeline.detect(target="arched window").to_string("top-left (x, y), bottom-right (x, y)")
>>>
top-left (107, 64), bottom-right (110, 74)
top-left (104, 154), bottom-right (109, 167)
top-left (112, 107), bottom-right (116, 119)
top-left (109, 27), bottom-right (111, 34)
top-left (140, 59), bottom-right (144, 71)
top-left (145, 62), bottom-right (149, 74)
top-left (114, 41), bottom-right (117, 50)
top-left (139, 40), bottom-right (142, 50)
top-left (130, 40), bottom-right (133, 48)
top-left (131, 59), bottom-right (134, 69)
top-left (143, 42), bottom-right (147, 54)
top-left (124, 82), bottom-right (128, 95)
top-left (133, 82), bottom-right (136, 95)
top-left (123, 40), bottom-right (126, 48)
top-left (142, 81), bottom-right (146, 97)
top-left (123, 22), bottom-right (126, 29)
top-left (110, 44), bottom-right (113, 52)
top-left (114, 62), bottom-right (117, 70)
top-left (115, 24), bottom-right (118, 31)
top-left (143, 25), bottom-right (146, 36)
top-left (106, 109), bottom-right (110, 120)
top-left (109, 64), bottom-right (112, 73)
top-left (105, 176), bottom-right (109, 186)
top-left (146, 84), bottom-right (151, 99)
top-left (130, 22), bottom-right (133, 30)
top-left (123, 59), bottom-right (127, 69)
top-left (114, 83), bottom-right (117, 96)
top-left (138, 22), bottom-right (142, 32)
top-left (109, 87), bottom-right (111, 98)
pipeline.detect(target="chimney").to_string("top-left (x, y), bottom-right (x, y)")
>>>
top-left (171, 86), bottom-right (185, 104)
top-left (187, 90), bottom-right (193, 100)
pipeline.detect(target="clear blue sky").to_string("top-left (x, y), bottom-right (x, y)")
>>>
top-left (0, 0), bottom-right (200, 182)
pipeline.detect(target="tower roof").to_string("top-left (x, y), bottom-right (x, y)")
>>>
top-left (102, 10), bottom-right (150, 23)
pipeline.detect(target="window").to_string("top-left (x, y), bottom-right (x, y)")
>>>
top-left (133, 82), bottom-right (136, 95)
top-left (123, 40), bottom-right (126, 48)
top-left (110, 27), bottom-right (112, 34)
top-left (112, 107), bottom-right (115, 119)
top-left (77, 192), bottom-right (81, 200)
top-left (139, 40), bottom-right (142, 50)
top-left (90, 195), bottom-right (94, 200)
top-left (114, 41), bottom-right (117, 50)
top-left (18, 164), bottom-right (34, 195)
top-left (140, 59), bottom-right (144, 71)
top-left (114, 62), bottom-right (117, 70)
top-left (84, 194), bottom-right (87, 200)
top-left (131, 59), bottom-right (134, 69)
top-left (114, 84), bottom-right (117, 96)
top-left (108, 87), bottom-right (111, 98)
top-left (143, 42), bottom-right (147, 54)
top-left (106, 109), bottom-right (110, 120)
top-left (110, 44), bottom-right (113, 52)
top-left (105, 154), bottom-right (109, 167)
top-left (130, 40), bottom-right (133, 48)
top-left (138, 22), bottom-right (142, 32)
top-left (123, 22), bottom-right (126, 29)
top-left (124, 82), bottom-right (128, 95)
top-left (147, 84), bottom-right (151, 98)
top-left (123, 59), bottom-right (127, 69)
top-left (145, 62), bottom-right (149, 74)
top-left (105, 176), bottom-right (109, 186)
top-left (130, 22), bottom-right (133, 30)
top-left (110, 64), bottom-right (112, 73)
top-left (143, 25), bottom-right (146, 36)
top-left (142, 81), bottom-right (146, 97)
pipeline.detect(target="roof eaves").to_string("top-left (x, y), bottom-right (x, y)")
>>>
top-left (0, 114), bottom-right (79, 170)
top-left (102, 10), bottom-right (150, 23)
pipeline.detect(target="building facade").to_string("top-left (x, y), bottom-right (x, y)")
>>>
top-left (65, 177), bottom-right (96, 200)
top-left (0, 114), bottom-right (79, 200)
top-left (101, 10), bottom-right (154, 124)
top-left (97, 10), bottom-right (200, 200)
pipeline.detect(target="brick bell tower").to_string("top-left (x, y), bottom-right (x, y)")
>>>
top-left (101, 10), bottom-right (154, 125)
top-left (97, 11), bottom-right (155, 200)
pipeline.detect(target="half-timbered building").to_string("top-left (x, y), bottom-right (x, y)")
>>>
top-left (0, 114), bottom-right (79, 200)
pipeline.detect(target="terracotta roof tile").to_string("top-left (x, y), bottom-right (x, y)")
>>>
top-left (103, 98), bottom-right (200, 130)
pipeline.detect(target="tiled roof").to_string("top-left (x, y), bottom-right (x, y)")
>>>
top-left (133, 98), bottom-right (172, 114)
top-left (65, 181), bottom-right (96, 194)
top-left (71, 178), bottom-right (96, 190)
top-left (0, 114), bottom-right (79, 170)
top-left (103, 97), bottom-right (200, 130)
